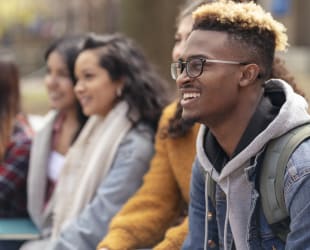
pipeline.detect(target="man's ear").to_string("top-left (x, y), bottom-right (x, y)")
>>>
top-left (239, 63), bottom-right (260, 87)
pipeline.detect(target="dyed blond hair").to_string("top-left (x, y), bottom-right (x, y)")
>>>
top-left (191, 0), bottom-right (288, 79)
top-left (193, 0), bottom-right (288, 51)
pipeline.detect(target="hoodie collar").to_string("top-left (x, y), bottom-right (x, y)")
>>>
top-left (232, 91), bottom-right (281, 157)
top-left (197, 79), bottom-right (310, 180)
top-left (204, 91), bottom-right (280, 173)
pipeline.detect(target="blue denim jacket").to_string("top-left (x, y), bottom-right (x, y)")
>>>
top-left (183, 138), bottom-right (310, 250)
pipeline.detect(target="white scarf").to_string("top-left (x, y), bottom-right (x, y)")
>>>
top-left (51, 101), bottom-right (133, 238)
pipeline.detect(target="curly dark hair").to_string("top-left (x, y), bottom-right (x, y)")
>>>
top-left (271, 57), bottom-right (305, 98)
top-left (80, 33), bottom-right (169, 130)
top-left (45, 35), bottom-right (88, 141)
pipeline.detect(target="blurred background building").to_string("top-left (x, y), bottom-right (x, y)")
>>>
top-left (0, 0), bottom-right (309, 115)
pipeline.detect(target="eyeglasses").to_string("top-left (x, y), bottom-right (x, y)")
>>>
top-left (170, 57), bottom-right (247, 80)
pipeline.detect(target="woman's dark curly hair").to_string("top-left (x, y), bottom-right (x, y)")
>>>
top-left (80, 33), bottom-right (169, 130)
top-left (271, 57), bottom-right (305, 98)
top-left (45, 35), bottom-right (88, 141)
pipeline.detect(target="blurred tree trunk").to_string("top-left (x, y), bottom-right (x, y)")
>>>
top-left (295, 0), bottom-right (310, 46)
top-left (118, 0), bottom-right (184, 93)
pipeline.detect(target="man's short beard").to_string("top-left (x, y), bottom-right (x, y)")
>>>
top-left (181, 116), bottom-right (196, 127)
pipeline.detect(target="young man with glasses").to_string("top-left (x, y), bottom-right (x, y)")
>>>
top-left (174, 1), bottom-right (310, 249)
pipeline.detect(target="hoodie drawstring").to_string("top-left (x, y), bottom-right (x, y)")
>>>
top-left (223, 177), bottom-right (230, 250)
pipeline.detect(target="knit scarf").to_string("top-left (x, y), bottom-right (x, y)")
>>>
top-left (51, 101), bottom-right (133, 238)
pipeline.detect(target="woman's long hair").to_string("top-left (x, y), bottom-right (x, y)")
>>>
top-left (0, 60), bottom-right (21, 160)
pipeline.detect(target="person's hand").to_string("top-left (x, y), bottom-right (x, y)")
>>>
top-left (98, 248), bottom-right (109, 250)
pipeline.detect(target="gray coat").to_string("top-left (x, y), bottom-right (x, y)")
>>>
top-left (23, 122), bottom-right (154, 250)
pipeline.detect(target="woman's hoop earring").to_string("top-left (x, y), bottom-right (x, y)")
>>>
top-left (116, 87), bottom-right (123, 97)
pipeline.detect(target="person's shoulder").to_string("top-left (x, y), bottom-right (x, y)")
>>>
top-left (117, 123), bottom-right (155, 161)
top-left (156, 100), bottom-right (179, 129)
top-left (126, 122), bottom-right (154, 143)
top-left (288, 137), bottom-right (310, 168)
top-left (283, 137), bottom-right (310, 193)
top-left (162, 101), bottom-right (178, 119)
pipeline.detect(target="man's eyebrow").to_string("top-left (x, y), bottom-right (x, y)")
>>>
top-left (188, 54), bottom-right (207, 59)
top-left (178, 54), bottom-right (208, 62)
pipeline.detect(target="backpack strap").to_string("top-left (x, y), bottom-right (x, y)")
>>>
top-left (259, 123), bottom-right (310, 241)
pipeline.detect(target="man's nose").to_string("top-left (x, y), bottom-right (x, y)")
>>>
top-left (176, 67), bottom-right (190, 88)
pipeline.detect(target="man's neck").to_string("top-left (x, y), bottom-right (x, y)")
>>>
top-left (206, 91), bottom-right (263, 158)
top-left (209, 117), bottom-right (252, 158)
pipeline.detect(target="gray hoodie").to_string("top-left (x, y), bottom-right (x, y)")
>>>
top-left (196, 79), bottom-right (310, 250)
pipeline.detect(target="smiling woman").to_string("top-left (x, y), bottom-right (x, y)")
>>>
top-left (74, 49), bottom-right (123, 117)
top-left (22, 35), bottom-right (88, 250)
top-left (21, 33), bottom-right (168, 250)
top-left (45, 51), bottom-right (77, 111)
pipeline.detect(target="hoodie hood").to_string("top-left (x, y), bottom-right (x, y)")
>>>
top-left (197, 79), bottom-right (310, 250)
top-left (197, 79), bottom-right (310, 181)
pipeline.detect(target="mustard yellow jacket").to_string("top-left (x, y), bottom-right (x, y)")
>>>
top-left (97, 101), bottom-right (200, 250)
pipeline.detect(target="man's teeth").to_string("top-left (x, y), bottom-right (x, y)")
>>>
top-left (183, 93), bottom-right (200, 99)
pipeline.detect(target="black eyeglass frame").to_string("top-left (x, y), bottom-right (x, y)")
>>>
top-left (171, 57), bottom-right (248, 80)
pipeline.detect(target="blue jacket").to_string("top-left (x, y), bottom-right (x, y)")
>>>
top-left (183, 80), bottom-right (310, 250)
top-left (49, 123), bottom-right (154, 250)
